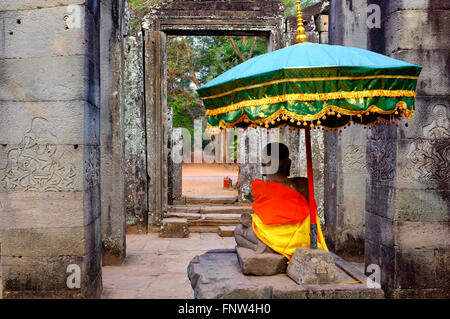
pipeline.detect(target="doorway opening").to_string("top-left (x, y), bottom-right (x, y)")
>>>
top-left (166, 35), bottom-right (269, 199)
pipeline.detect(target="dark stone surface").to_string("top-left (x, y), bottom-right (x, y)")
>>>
top-left (287, 247), bottom-right (338, 284)
top-left (187, 249), bottom-right (384, 299)
top-left (236, 246), bottom-right (287, 276)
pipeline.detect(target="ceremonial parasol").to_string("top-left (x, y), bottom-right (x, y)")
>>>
top-left (196, 2), bottom-right (422, 248)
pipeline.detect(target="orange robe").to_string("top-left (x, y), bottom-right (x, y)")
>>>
top-left (251, 179), bottom-right (328, 259)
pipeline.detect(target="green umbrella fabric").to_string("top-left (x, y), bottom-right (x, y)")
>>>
top-left (196, 42), bottom-right (422, 133)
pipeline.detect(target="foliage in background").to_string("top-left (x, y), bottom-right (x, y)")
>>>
top-left (167, 35), bottom-right (268, 140)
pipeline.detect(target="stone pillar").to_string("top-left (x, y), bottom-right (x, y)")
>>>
top-left (99, 0), bottom-right (127, 265)
top-left (365, 0), bottom-right (450, 298)
top-left (145, 30), bottom-right (168, 227)
top-left (0, 1), bottom-right (102, 298)
top-left (124, 24), bottom-right (148, 233)
top-left (325, 0), bottom-right (368, 254)
top-left (237, 128), bottom-right (263, 202)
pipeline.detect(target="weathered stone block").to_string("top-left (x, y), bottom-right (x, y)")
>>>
top-left (0, 5), bottom-right (98, 61)
top-left (435, 248), bottom-right (450, 291)
top-left (384, 10), bottom-right (450, 54)
top-left (385, 0), bottom-right (450, 15)
top-left (391, 50), bottom-right (450, 96)
top-left (0, 56), bottom-right (100, 106)
top-left (317, 15), bottom-right (329, 32)
top-left (0, 100), bottom-right (99, 146)
top-left (2, 249), bottom-right (101, 299)
top-left (0, 142), bottom-right (100, 193)
top-left (0, 219), bottom-right (101, 258)
top-left (188, 249), bottom-right (384, 299)
top-left (1, 0), bottom-right (85, 11)
top-left (160, 218), bottom-right (189, 238)
top-left (395, 249), bottom-right (437, 289)
top-left (394, 189), bottom-right (449, 222)
top-left (0, 192), bottom-right (87, 230)
top-left (236, 246), bottom-right (287, 276)
top-left (365, 185), bottom-right (396, 220)
top-left (218, 226), bottom-right (235, 237)
top-left (392, 288), bottom-right (449, 299)
top-left (286, 247), bottom-right (338, 285)
top-left (365, 212), bottom-right (394, 247)
top-left (395, 221), bottom-right (450, 250)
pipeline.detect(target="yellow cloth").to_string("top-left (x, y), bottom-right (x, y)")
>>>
top-left (252, 213), bottom-right (328, 260)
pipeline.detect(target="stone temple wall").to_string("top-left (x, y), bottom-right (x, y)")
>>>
top-left (364, 0), bottom-right (450, 298)
top-left (329, 0), bottom-right (450, 298)
top-left (0, 0), bottom-right (103, 298)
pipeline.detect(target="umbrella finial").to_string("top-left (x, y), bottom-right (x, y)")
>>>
top-left (296, 1), bottom-right (308, 43)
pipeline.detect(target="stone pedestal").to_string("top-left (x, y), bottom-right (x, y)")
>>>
top-left (160, 218), bottom-right (189, 238)
top-left (187, 249), bottom-right (384, 299)
top-left (236, 246), bottom-right (287, 276)
top-left (287, 247), bottom-right (338, 285)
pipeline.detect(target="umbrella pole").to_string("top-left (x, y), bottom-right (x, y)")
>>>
top-left (305, 127), bottom-right (318, 249)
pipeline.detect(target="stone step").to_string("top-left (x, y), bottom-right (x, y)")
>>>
top-left (174, 195), bottom-right (238, 205)
top-left (168, 205), bottom-right (252, 215)
top-left (159, 218), bottom-right (189, 238)
top-left (218, 226), bottom-right (235, 237)
top-left (188, 213), bottom-right (241, 226)
top-left (166, 212), bottom-right (241, 224)
top-left (166, 212), bottom-right (202, 220)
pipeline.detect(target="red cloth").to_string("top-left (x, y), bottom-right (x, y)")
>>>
top-left (251, 179), bottom-right (310, 225)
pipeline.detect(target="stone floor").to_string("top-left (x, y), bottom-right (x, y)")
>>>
top-left (101, 232), bottom-right (236, 299)
top-left (0, 233), bottom-right (364, 299)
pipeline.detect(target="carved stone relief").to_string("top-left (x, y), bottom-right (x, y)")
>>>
top-left (343, 144), bottom-right (366, 173)
top-left (367, 140), bottom-right (397, 183)
top-left (0, 117), bottom-right (76, 192)
top-left (401, 104), bottom-right (450, 184)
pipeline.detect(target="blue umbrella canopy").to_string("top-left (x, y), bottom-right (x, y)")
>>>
top-left (197, 30), bottom-right (421, 134)
top-left (196, 1), bottom-right (422, 250)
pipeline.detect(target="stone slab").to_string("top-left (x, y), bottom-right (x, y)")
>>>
top-left (287, 247), bottom-right (338, 285)
top-left (184, 195), bottom-right (238, 205)
top-left (0, 100), bottom-right (99, 146)
top-left (1, 1), bottom-right (85, 11)
top-left (218, 226), bottom-right (235, 237)
top-left (160, 218), bottom-right (189, 238)
top-left (236, 246), bottom-right (287, 276)
top-left (0, 55), bottom-right (99, 107)
top-left (384, 10), bottom-right (450, 54)
top-left (199, 205), bottom-right (252, 214)
top-left (0, 6), bottom-right (98, 61)
top-left (187, 249), bottom-right (384, 299)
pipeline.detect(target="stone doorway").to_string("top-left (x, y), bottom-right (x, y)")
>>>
top-left (142, 0), bottom-right (286, 230)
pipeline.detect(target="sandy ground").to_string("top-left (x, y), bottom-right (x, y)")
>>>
top-left (182, 163), bottom-right (239, 196)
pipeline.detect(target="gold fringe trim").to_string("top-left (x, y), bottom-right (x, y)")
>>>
top-left (205, 101), bottom-right (413, 134)
top-left (205, 90), bottom-right (416, 116)
top-left (200, 76), bottom-right (419, 100)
